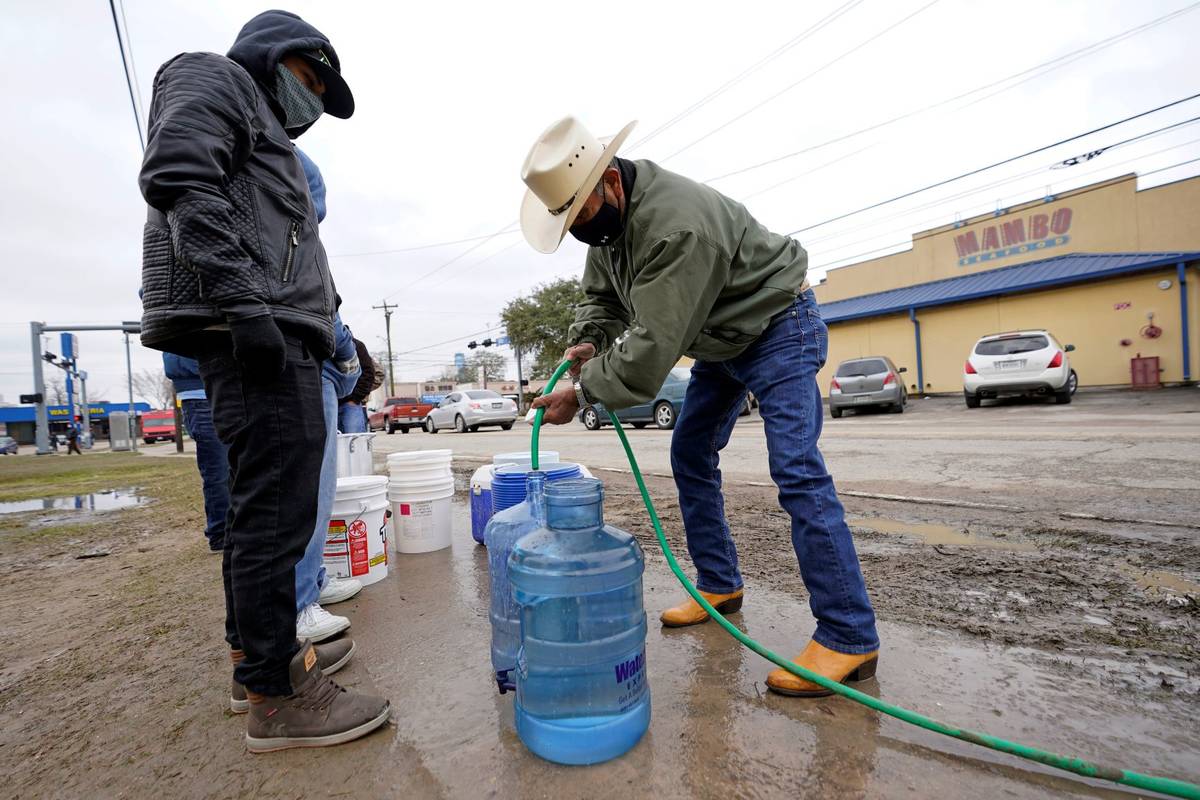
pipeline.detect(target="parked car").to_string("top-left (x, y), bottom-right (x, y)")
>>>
top-left (0, 436), bottom-right (18, 455)
top-left (964, 330), bottom-right (1077, 407)
top-left (141, 409), bottom-right (177, 444)
top-left (425, 390), bottom-right (517, 433)
top-left (369, 396), bottom-right (436, 434)
top-left (828, 357), bottom-right (907, 418)
top-left (580, 367), bottom-right (691, 431)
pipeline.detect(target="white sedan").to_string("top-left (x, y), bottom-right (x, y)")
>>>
top-left (964, 329), bottom-right (1077, 407)
top-left (425, 390), bottom-right (518, 433)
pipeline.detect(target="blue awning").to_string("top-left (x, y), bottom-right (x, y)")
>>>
top-left (819, 252), bottom-right (1199, 323)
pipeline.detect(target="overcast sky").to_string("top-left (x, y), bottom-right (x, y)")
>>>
top-left (2, 0), bottom-right (1198, 405)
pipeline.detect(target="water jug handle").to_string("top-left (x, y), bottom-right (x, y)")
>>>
top-left (348, 437), bottom-right (357, 452)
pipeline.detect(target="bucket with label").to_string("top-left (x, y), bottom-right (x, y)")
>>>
top-left (470, 452), bottom-right (561, 545)
top-left (323, 475), bottom-right (390, 586)
top-left (336, 433), bottom-right (376, 478)
top-left (389, 474), bottom-right (455, 553)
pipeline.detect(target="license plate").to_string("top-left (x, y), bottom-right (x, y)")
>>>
top-left (492, 402), bottom-right (502, 408)
top-left (853, 395), bottom-right (873, 404)
top-left (997, 360), bottom-right (1026, 370)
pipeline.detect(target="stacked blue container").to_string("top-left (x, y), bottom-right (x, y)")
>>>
top-left (509, 478), bottom-right (650, 765)
top-left (491, 462), bottom-right (581, 513)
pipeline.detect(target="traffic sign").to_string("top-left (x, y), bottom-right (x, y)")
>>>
top-left (495, 335), bottom-right (510, 346)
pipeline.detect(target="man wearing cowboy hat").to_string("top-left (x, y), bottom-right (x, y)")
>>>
top-left (523, 116), bottom-right (879, 697)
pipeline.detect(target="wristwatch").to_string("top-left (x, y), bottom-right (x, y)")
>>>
top-left (572, 376), bottom-right (589, 409)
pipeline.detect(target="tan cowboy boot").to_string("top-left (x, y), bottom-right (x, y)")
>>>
top-left (659, 589), bottom-right (744, 628)
top-left (766, 639), bottom-right (879, 697)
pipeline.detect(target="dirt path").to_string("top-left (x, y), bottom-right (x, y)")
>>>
top-left (0, 455), bottom-right (1196, 798)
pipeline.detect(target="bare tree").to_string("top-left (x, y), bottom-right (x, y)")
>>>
top-left (45, 375), bottom-right (67, 405)
top-left (467, 351), bottom-right (508, 387)
top-left (132, 368), bottom-right (174, 409)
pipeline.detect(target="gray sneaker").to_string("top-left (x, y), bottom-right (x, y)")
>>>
top-left (230, 639), bottom-right (356, 714)
top-left (245, 641), bottom-right (390, 753)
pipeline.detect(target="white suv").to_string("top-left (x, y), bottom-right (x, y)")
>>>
top-left (963, 330), bottom-right (1077, 408)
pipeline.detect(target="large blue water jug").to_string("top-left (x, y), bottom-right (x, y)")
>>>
top-left (509, 478), bottom-right (650, 765)
top-left (486, 472), bottom-right (547, 692)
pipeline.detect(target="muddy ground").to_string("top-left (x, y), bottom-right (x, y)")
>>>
top-left (0, 426), bottom-right (1197, 798)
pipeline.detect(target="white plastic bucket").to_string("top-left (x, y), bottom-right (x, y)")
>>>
top-left (493, 451), bottom-right (559, 467)
top-left (323, 475), bottom-right (390, 586)
top-left (387, 449), bottom-right (453, 483)
top-left (336, 433), bottom-right (376, 478)
top-left (388, 475), bottom-right (454, 553)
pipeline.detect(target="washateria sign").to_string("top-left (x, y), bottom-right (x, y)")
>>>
top-left (955, 207), bottom-right (1072, 266)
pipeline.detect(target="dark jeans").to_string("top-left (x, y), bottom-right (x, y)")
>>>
top-left (180, 398), bottom-right (229, 550)
top-left (196, 333), bottom-right (326, 695)
top-left (670, 290), bottom-right (879, 655)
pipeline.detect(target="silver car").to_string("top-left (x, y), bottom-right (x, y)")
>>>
top-left (425, 389), bottom-right (517, 434)
top-left (828, 356), bottom-right (908, 418)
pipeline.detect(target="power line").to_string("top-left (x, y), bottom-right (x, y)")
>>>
top-left (627, 0), bottom-right (864, 152)
top-left (329, 228), bottom-right (521, 259)
top-left (706, 1), bottom-right (1200, 184)
top-left (808, 153), bottom-right (1200, 272)
top-left (663, 0), bottom-right (943, 162)
top-left (785, 93), bottom-right (1200, 236)
top-left (378, 222), bottom-right (517, 302)
top-left (107, 0), bottom-right (144, 151)
top-left (326, 1), bottom-right (1197, 271)
top-left (117, 0), bottom-right (145, 120)
top-left (801, 118), bottom-right (1200, 249)
top-left (392, 325), bottom-right (503, 358)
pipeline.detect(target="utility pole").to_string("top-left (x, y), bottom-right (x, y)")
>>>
top-left (124, 331), bottom-right (137, 451)
top-left (372, 301), bottom-right (397, 396)
top-left (514, 343), bottom-right (525, 413)
top-left (29, 322), bottom-right (48, 454)
top-left (79, 371), bottom-right (91, 448)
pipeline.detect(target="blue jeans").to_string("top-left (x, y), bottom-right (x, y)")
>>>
top-left (670, 290), bottom-right (879, 655)
top-left (338, 401), bottom-right (367, 433)
top-left (180, 398), bottom-right (229, 550)
top-left (295, 378), bottom-right (338, 610)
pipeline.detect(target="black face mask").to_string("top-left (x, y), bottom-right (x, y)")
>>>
top-left (570, 197), bottom-right (624, 247)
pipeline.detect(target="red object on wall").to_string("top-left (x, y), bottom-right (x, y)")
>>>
top-left (1130, 356), bottom-right (1161, 389)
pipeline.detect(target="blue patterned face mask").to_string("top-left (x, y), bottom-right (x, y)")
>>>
top-left (274, 63), bottom-right (324, 132)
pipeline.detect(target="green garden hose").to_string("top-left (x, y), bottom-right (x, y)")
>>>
top-left (532, 359), bottom-right (1199, 799)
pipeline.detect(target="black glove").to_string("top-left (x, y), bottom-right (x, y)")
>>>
top-left (229, 314), bottom-right (287, 377)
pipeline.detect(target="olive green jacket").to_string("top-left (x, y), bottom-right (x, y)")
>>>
top-left (569, 160), bottom-right (808, 409)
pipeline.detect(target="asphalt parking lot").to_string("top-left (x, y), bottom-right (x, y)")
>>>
top-left (375, 387), bottom-right (1200, 528)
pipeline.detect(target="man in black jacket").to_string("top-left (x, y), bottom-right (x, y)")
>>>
top-left (138, 10), bottom-right (390, 752)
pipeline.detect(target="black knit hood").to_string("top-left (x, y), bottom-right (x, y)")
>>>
top-left (227, 9), bottom-right (341, 87)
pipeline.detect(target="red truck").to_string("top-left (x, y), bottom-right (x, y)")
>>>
top-left (368, 397), bottom-right (435, 434)
top-left (142, 409), bottom-right (177, 444)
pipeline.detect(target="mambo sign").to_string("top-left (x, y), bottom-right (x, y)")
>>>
top-left (955, 207), bottom-right (1073, 266)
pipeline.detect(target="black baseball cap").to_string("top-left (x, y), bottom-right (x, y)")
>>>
top-left (297, 48), bottom-right (354, 119)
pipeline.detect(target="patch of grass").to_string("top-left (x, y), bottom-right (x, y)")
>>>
top-left (0, 453), bottom-right (171, 501)
top-left (0, 453), bottom-right (203, 546)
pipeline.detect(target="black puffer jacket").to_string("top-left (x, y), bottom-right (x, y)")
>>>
top-left (138, 11), bottom-right (342, 358)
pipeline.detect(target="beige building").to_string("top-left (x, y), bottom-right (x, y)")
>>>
top-left (810, 173), bottom-right (1200, 395)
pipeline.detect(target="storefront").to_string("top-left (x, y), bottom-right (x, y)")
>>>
top-left (812, 173), bottom-right (1200, 395)
top-left (0, 402), bottom-right (152, 445)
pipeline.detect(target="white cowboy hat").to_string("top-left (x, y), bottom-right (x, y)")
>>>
top-left (520, 116), bottom-right (637, 253)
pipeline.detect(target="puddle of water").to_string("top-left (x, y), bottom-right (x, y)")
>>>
top-left (849, 517), bottom-right (1035, 551)
top-left (1117, 564), bottom-right (1200, 596)
top-left (0, 487), bottom-right (147, 515)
